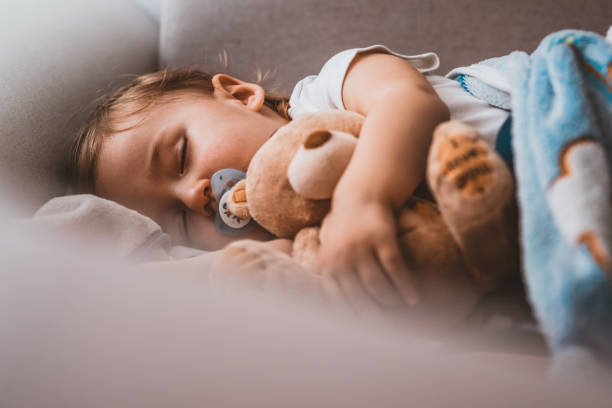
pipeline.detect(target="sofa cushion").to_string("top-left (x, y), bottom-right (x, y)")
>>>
top-left (160, 0), bottom-right (611, 95)
top-left (0, 0), bottom-right (159, 215)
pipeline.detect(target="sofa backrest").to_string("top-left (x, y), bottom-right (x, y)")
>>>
top-left (160, 0), bottom-right (611, 95)
top-left (0, 0), bottom-right (159, 215)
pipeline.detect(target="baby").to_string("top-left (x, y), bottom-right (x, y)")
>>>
top-left (70, 45), bottom-right (513, 312)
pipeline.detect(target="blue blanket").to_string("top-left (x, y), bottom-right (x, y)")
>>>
top-left (454, 30), bottom-right (612, 367)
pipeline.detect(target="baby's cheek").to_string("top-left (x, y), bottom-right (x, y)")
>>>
top-left (204, 139), bottom-right (249, 173)
top-left (188, 215), bottom-right (232, 250)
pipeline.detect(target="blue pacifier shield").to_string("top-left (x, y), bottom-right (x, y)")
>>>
top-left (211, 168), bottom-right (256, 236)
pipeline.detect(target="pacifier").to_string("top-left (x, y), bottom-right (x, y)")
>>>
top-left (211, 168), bottom-right (256, 236)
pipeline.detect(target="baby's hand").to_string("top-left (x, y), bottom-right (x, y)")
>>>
top-left (318, 196), bottom-right (419, 311)
top-left (212, 239), bottom-right (325, 302)
top-left (213, 239), bottom-right (292, 288)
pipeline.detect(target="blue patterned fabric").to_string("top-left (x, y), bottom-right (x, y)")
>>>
top-left (509, 30), bottom-right (612, 362)
top-left (494, 115), bottom-right (513, 169)
top-left (510, 30), bottom-right (612, 365)
top-left (455, 30), bottom-right (612, 367)
top-left (455, 59), bottom-right (513, 110)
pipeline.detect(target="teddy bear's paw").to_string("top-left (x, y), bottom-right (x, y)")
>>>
top-left (427, 121), bottom-right (520, 293)
top-left (427, 120), bottom-right (514, 222)
top-left (226, 179), bottom-right (250, 220)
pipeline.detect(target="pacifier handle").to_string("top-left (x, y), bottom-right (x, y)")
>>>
top-left (211, 169), bottom-right (256, 236)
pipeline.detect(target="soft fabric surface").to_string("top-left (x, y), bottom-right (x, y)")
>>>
top-left (3, 213), bottom-right (609, 406)
top-left (456, 29), bottom-right (612, 369)
top-left (0, 0), bottom-right (158, 215)
top-left (511, 30), bottom-right (612, 368)
top-left (17, 194), bottom-right (172, 263)
top-left (160, 0), bottom-right (611, 95)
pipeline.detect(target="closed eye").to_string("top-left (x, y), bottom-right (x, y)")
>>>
top-left (179, 135), bottom-right (188, 174)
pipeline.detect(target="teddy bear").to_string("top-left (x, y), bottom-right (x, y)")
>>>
top-left (223, 110), bottom-right (519, 324)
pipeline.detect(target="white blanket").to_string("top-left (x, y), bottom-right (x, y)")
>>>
top-left (16, 194), bottom-right (174, 263)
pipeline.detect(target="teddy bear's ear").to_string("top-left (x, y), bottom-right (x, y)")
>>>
top-left (303, 130), bottom-right (331, 149)
top-left (288, 129), bottom-right (357, 200)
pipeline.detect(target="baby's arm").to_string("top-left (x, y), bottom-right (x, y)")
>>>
top-left (134, 239), bottom-right (296, 288)
top-left (319, 52), bottom-right (450, 309)
top-left (341, 52), bottom-right (449, 208)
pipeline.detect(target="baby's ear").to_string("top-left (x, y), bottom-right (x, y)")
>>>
top-left (226, 179), bottom-right (250, 220)
top-left (212, 73), bottom-right (265, 111)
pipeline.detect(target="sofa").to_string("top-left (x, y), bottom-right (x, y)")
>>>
top-left (1, 1), bottom-right (611, 406)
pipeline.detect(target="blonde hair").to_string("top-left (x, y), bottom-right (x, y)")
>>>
top-left (70, 69), bottom-right (290, 193)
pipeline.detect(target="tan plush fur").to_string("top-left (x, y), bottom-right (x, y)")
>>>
top-left (227, 111), bottom-right (518, 323)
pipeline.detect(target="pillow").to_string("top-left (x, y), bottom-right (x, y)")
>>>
top-left (160, 0), bottom-right (611, 95)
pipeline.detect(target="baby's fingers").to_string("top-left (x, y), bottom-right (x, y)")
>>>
top-left (336, 266), bottom-right (385, 316)
top-left (320, 259), bottom-right (378, 315)
top-left (357, 252), bottom-right (403, 307)
top-left (377, 237), bottom-right (419, 305)
top-left (321, 275), bottom-right (347, 308)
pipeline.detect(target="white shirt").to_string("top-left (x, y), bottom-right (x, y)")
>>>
top-left (288, 45), bottom-right (510, 147)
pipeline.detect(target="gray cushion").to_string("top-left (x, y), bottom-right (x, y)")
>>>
top-left (135, 0), bottom-right (163, 21)
top-left (160, 0), bottom-right (611, 95)
top-left (0, 0), bottom-right (159, 215)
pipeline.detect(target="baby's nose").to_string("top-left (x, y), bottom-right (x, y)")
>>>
top-left (184, 179), bottom-right (216, 216)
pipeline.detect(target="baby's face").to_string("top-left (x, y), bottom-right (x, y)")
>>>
top-left (96, 90), bottom-right (288, 250)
